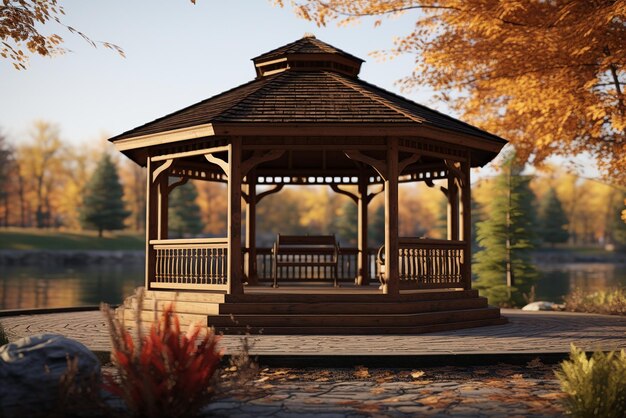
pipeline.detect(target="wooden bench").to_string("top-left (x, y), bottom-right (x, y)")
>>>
top-left (272, 234), bottom-right (340, 288)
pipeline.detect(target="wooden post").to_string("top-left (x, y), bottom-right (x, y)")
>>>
top-left (227, 138), bottom-right (243, 294)
top-left (447, 170), bottom-right (459, 241)
top-left (460, 158), bottom-right (472, 290)
top-left (157, 176), bottom-right (169, 240)
top-left (145, 158), bottom-right (159, 289)
top-left (245, 172), bottom-right (258, 285)
top-left (384, 138), bottom-right (399, 295)
top-left (356, 174), bottom-right (369, 285)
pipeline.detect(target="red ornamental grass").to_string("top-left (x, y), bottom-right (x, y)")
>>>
top-left (102, 303), bottom-right (222, 418)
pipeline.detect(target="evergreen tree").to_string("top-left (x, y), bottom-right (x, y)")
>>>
top-left (539, 187), bottom-right (569, 246)
top-left (611, 196), bottom-right (626, 249)
top-left (168, 182), bottom-right (203, 238)
top-left (333, 200), bottom-right (357, 246)
top-left (80, 153), bottom-right (129, 237)
top-left (473, 154), bottom-right (538, 307)
top-left (369, 204), bottom-right (385, 247)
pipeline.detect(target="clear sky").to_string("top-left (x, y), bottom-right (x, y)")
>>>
top-left (1, 0), bottom-right (432, 145)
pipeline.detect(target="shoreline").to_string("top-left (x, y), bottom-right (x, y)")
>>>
top-left (0, 250), bottom-right (144, 265)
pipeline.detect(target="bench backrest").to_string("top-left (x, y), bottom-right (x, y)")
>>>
top-left (277, 234), bottom-right (337, 247)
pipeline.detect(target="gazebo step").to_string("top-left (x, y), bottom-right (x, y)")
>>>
top-left (215, 317), bottom-right (508, 335)
top-left (224, 289), bottom-right (479, 304)
top-left (217, 297), bottom-right (488, 315)
top-left (207, 307), bottom-right (502, 329)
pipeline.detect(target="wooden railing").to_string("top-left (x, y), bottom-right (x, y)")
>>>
top-left (147, 238), bottom-right (466, 290)
top-left (149, 238), bottom-right (229, 291)
top-left (397, 238), bottom-right (466, 289)
top-left (254, 247), bottom-right (379, 283)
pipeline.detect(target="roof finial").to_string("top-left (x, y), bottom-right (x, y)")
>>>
top-left (303, 33), bottom-right (316, 39)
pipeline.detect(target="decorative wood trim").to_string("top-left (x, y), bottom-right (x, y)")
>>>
top-left (205, 153), bottom-right (229, 177)
top-left (241, 149), bottom-right (285, 178)
top-left (152, 159), bottom-right (173, 182)
top-left (398, 152), bottom-right (421, 174)
top-left (366, 184), bottom-right (384, 204)
top-left (329, 184), bottom-right (358, 203)
top-left (167, 176), bottom-right (188, 194)
top-left (445, 159), bottom-right (466, 188)
top-left (256, 184), bottom-right (284, 203)
top-left (152, 145), bottom-right (229, 162)
top-left (344, 150), bottom-right (388, 180)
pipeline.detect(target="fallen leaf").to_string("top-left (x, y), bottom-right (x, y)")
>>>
top-left (411, 370), bottom-right (425, 379)
top-left (354, 366), bottom-right (370, 379)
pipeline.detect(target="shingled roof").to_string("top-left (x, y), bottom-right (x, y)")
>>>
top-left (109, 35), bottom-right (507, 161)
top-left (252, 34), bottom-right (364, 65)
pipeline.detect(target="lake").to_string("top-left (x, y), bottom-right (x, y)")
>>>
top-left (1, 262), bottom-right (625, 310)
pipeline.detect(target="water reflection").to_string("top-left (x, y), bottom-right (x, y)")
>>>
top-left (0, 264), bottom-right (144, 310)
top-left (536, 263), bottom-right (626, 302)
top-left (0, 262), bottom-right (625, 310)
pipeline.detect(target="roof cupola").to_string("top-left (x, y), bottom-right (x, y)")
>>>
top-left (251, 34), bottom-right (364, 78)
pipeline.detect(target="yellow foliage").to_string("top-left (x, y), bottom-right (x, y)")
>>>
top-left (282, 0), bottom-right (626, 184)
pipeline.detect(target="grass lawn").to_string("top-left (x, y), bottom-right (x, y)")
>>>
top-left (0, 228), bottom-right (144, 251)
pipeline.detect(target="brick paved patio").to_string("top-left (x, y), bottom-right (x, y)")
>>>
top-left (2, 309), bottom-right (625, 358)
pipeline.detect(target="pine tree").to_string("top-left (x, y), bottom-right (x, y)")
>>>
top-left (80, 153), bottom-right (129, 237)
top-left (369, 204), bottom-right (385, 247)
top-left (539, 187), bottom-right (569, 246)
top-left (473, 154), bottom-right (538, 307)
top-left (168, 182), bottom-right (203, 238)
top-left (611, 197), bottom-right (626, 249)
top-left (333, 200), bottom-right (357, 246)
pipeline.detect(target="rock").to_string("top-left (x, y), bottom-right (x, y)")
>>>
top-left (0, 333), bottom-right (101, 417)
top-left (522, 301), bottom-right (560, 311)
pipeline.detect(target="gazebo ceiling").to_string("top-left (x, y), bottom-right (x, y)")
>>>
top-left (109, 35), bottom-right (507, 168)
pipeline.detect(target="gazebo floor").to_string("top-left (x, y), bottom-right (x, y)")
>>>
top-left (119, 284), bottom-right (506, 335)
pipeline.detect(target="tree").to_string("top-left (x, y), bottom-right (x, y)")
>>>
top-left (473, 154), bottom-right (538, 307)
top-left (611, 196), bottom-right (626, 248)
top-left (369, 203), bottom-right (385, 247)
top-left (17, 121), bottom-right (64, 228)
top-left (168, 182), bottom-right (203, 238)
top-left (0, 132), bottom-right (15, 226)
top-left (1, 0), bottom-right (125, 69)
top-left (80, 153), bottom-right (129, 237)
top-left (282, 1), bottom-right (626, 184)
top-left (539, 187), bottom-right (569, 246)
top-left (333, 199), bottom-right (357, 246)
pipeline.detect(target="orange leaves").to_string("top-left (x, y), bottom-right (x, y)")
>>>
top-left (2, 0), bottom-right (124, 69)
top-left (281, 0), bottom-right (626, 184)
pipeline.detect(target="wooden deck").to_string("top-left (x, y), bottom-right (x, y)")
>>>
top-left (119, 285), bottom-right (505, 335)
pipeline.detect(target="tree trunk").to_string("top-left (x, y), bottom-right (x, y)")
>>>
top-left (98, 228), bottom-right (103, 238)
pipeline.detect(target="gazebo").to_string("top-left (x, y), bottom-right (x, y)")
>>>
top-left (111, 35), bottom-right (508, 334)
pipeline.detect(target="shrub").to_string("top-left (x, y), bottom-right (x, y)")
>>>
top-left (564, 287), bottom-right (626, 315)
top-left (0, 321), bottom-right (8, 346)
top-left (556, 345), bottom-right (626, 418)
top-left (101, 300), bottom-right (222, 418)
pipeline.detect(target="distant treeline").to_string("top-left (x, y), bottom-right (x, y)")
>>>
top-left (1, 121), bottom-right (625, 249)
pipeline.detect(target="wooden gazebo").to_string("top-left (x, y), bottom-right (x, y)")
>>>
top-left (111, 35), bottom-right (508, 334)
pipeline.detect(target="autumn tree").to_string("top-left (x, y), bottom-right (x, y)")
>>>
top-left (0, 132), bottom-right (15, 226)
top-left (168, 182), bottom-right (203, 238)
top-left (282, 0), bottom-right (626, 184)
top-left (473, 154), bottom-right (538, 307)
top-left (80, 153), bottom-right (129, 237)
top-left (539, 187), bottom-right (569, 246)
top-left (17, 121), bottom-right (64, 228)
top-left (1, 0), bottom-right (124, 69)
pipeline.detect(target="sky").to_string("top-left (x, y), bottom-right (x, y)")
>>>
top-left (0, 0), bottom-right (599, 178)
top-left (1, 0), bottom-right (430, 145)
